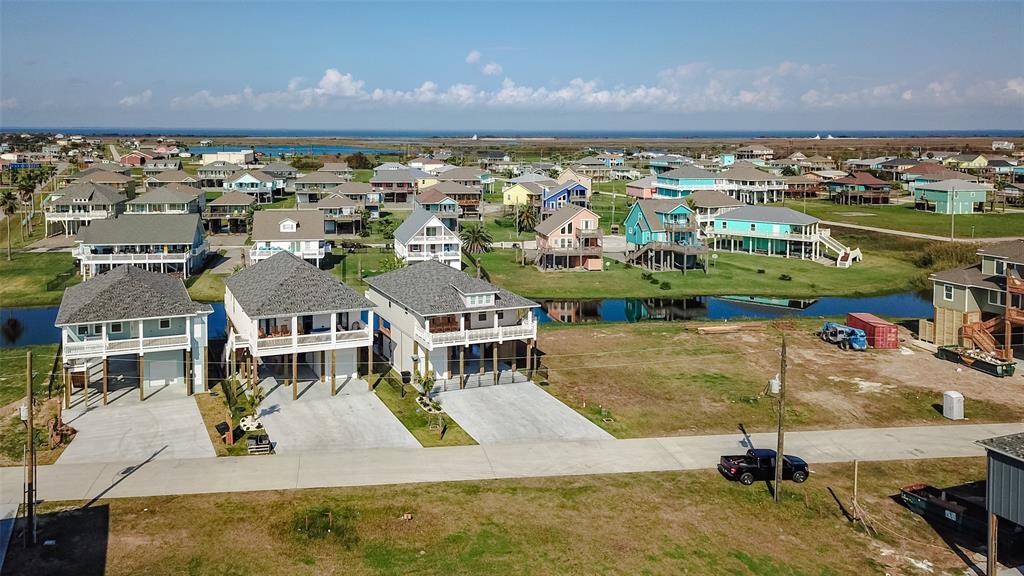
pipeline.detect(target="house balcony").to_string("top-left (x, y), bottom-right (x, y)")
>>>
top-left (707, 229), bottom-right (820, 242)
top-left (414, 318), bottom-right (537, 350)
top-left (408, 249), bottom-right (462, 260)
top-left (202, 208), bottom-right (250, 220)
top-left (538, 243), bottom-right (602, 257)
top-left (231, 313), bottom-right (373, 356)
top-left (73, 243), bottom-right (208, 265)
top-left (1007, 306), bottom-right (1024, 325)
top-left (663, 220), bottom-right (697, 233)
top-left (249, 245), bottom-right (326, 262)
top-left (46, 209), bottom-right (114, 221)
top-left (323, 212), bottom-right (361, 222)
top-left (63, 333), bottom-right (190, 361)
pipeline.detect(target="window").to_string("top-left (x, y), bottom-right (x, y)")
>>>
top-left (478, 313), bottom-right (487, 322)
top-left (995, 260), bottom-right (1006, 275)
top-left (720, 221), bottom-right (728, 229)
top-left (497, 311), bottom-right (504, 320)
top-left (989, 291), bottom-right (1006, 306)
top-left (279, 220), bottom-right (296, 232)
top-left (943, 285), bottom-right (954, 301)
top-left (159, 319), bottom-right (171, 329)
top-left (750, 224), bottom-right (757, 232)
top-left (110, 322), bottom-right (123, 334)
top-left (77, 326), bottom-right (89, 336)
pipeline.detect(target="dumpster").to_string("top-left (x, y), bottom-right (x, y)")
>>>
top-left (847, 312), bottom-right (899, 349)
top-left (936, 346), bottom-right (1017, 377)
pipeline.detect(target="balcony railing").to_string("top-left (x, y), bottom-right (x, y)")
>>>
top-left (46, 210), bottom-right (113, 220)
top-left (708, 229), bottom-right (820, 242)
top-left (63, 333), bottom-right (190, 360)
top-left (246, 327), bottom-right (371, 354)
top-left (249, 246), bottom-right (326, 261)
top-left (202, 208), bottom-right (250, 219)
top-left (409, 250), bottom-right (462, 259)
top-left (414, 319), bottom-right (537, 349)
top-left (74, 246), bottom-right (204, 263)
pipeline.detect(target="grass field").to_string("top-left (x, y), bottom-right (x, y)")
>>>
top-left (374, 376), bottom-right (476, 447)
top-left (0, 344), bottom-right (64, 466)
top-left (0, 343), bottom-right (59, 407)
top-left (0, 251), bottom-right (79, 307)
top-left (7, 458), bottom-right (991, 575)
top-left (781, 198), bottom-right (1024, 238)
top-left (538, 320), bottom-right (1023, 439)
top-left (185, 270), bottom-right (229, 302)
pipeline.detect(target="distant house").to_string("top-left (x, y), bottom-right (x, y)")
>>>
top-left (370, 168), bottom-right (431, 203)
top-left (44, 182), bottom-right (126, 237)
top-left (197, 161), bottom-right (241, 188)
top-left (805, 169), bottom-right (848, 182)
top-left (73, 214), bottom-right (209, 279)
top-left (73, 169), bottom-right (134, 192)
top-left (317, 162), bottom-right (353, 181)
top-left (119, 150), bottom-right (153, 166)
top-left (943, 153), bottom-right (988, 171)
top-left (433, 166), bottom-right (494, 193)
top-left (144, 170), bottom-right (199, 190)
top-left (913, 179), bottom-right (993, 214)
top-left (261, 161), bottom-right (298, 180)
top-left (623, 199), bottom-right (706, 272)
top-left (393, 208), bottom-right (462, 269)
top-left (719, 163), bottom-right (786, 204)
top-left (323, 182), bottom-right (381, 219)
top-left (250, 209), bottom-right (327, 266)
top-left (201, 150), bottom-right (254, 165)
top-left (648, 154), bottom-right (691, 174)
top-left (421, 181), bottom-right (481, 221)
top-left (783, 175), bottom-right (820, 197)
top-left (317, 193), bottom-right (363, 235)
top-left (503, 180), bottom-right (555, 209)
top-left (992, 140), bottom-right (1015, 151)
top-left (477, 150), bottom-right (510, 167)
top-left (56, 266), bottom-right (213, 405)
top-left (142, 158), bottom-right (183, 176)
top-left (709, 206), bottom-right (859, 267)
top-left (534, 204), bottom-right (602, 271)
top-left (556, 167), bottom-right (592, 192)
top-left (736, 144), bottom-right (774, 161)
top-left (294, 172), bottom-right (348, 205)
top-left (570, 158), bottom-right (612, 181)
top-left (595, 153), bottom-right (625, 167)
top-left (684, 189), bottom-right (744, 233)
top-left (223, 169), bottom-right (285, 204)
top-left (654, 166), bottom-right (720, 199)
top-left (414, 187), bottom-right (462, 231)
top-left (825, 172), bottom-right (893, 204)
top-left (126, 183), bottom-right (204, 215)
top-left (540, 180), bottom-right (589, 218)
top-left (626, 175), bottom-right (658, 199)
top-left (203, 191), bottom-right (256, 234)
top-left (373, 162), bottom-right (409, 173)
top-left (407, 157), bottom-right (444, 173)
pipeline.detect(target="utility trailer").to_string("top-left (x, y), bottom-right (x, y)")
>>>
top-left (937, 345), bottom-right (1017, 378)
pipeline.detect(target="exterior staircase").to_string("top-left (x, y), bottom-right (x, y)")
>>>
top-left (819, 229), bottom-right (861, 268)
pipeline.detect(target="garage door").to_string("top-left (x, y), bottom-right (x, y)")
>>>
top-left (148, 354), bottom-right (181, 387)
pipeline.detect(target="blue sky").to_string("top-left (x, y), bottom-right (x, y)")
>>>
top-left (1, 1), bottom-right (1022, 131)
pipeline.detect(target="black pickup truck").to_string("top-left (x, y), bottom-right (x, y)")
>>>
top-left (718, 448), bottom-right (809, 485)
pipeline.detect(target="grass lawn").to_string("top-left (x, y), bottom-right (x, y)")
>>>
top-left (538, 320), bottom-right (1024, 439)
top-left (263, 194), bottom-right (297, 209)
top-left (7, 458), bottom-right (992, 575)
top-left (590, 189), bottom-right (632, 232)
top-left (185, 270), bottom-right (229, 302)
top-left (204, 190), bottom-right (222, 202)
top-left (353, 169), bottom-right (372, 183)
top-left (0, 343), bottom-right (60, 407)
top-left (594, 179), bottom-right (628, 194)
top-left (0, 251), bottom-right (78, 307)
top-left (781, 198), bottom-right (1024, 238)
top-left (0, 344), bottom-right (64, 466)
top-left (373, 374), bottom-right (475, 447)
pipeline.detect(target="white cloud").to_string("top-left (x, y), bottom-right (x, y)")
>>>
top-left (112, 80), bottom-right (124, 89)
top-left (118, 89), bottom-right (152, 108)
top-left (0, 98), bottom-right (17, 110)
top-left (465, 50), bottom-right (481, 64)
top-left (481, 62), bottom-right (503, 76)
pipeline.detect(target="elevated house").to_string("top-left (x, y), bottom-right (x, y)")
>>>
top-left (73, 169), bottom-right (134, 193)
top-left (125, 183), bottom-right (204, 215)
top-left (736, 144), bottom-right (774, 161)
top-left (925, 239), bottom-right (1023, 360)
top-left (250, 209), bottom-right (327, 266)
top-left (503, 180), bottom-right (556, 209)
top-left (654, 166), bottom-right (721, 199)
top-left (558, 166), bottom-right (594, 191)
top-left (393, 208), bottom-right (462, 269)
top-left (825, 172), bottom-right (893, 204)
top-left (913, 179), bottom-right (993, 214)
top-left (648, 154), bottom-right (691, 174)
top-left (571, 157), bottom-right (613, 181)
top-left (684, 189), bottom-right (744, 234)
top-left (534, 204), bottom-right (602, 271)
top-left (261, 161), bottom-right (298, 180)
top-left (118, 150), bottom-right (153, 167)
top-left (902, 163), bottom-right (974, 188)
top-left (203, 191), bottom-right (255, 234)
top-left (142, 158), bottom-right (183, 176)
top-left (56, 266), bottom-right (212, 407)
top-left (626, 175), bottom-right (657, 199)
top-left (325, 182), bottom-right (381, 219)
top-left (223, 169), bottom-right (284, 204)
top-left (366, 260), bottom-right (540, 389)
top-left (44, 181), bottom-right (126, 237)
top-left (407, 157), bottom-right (445, 173)
top-left (540, 180), bottom-right (590, 219)
top-left (719, 163), bottom-right (786, 204)
top-left (943, 153), bottom-right (988, 171)
top-left (433, 166), bottom-right (494, 193)
top-left (317, 193), bottom-right (363, 235)
top-left (782, 175), bottom-right (821, 197)
top-left (373, 162), bottom-right (408, 172)
top-left (225, 251), bottom-right (376, 398)
top-left (197, 161), bottom-right (240, 188)
top-left (371, 168), bottom-right (430, 203)
top-left (144, 170), bottom-right (199, 190)
top-left (708, 206), bottom-right (859, 267)
top-left (294, 172), bottom-right (347, 205)
top-left (413, 187), bottom-right (461, 231)
top-left (623, 199), bottom-right (707, 272)
top-left (317, 162), bottom-right (353, 181)
top-left (73, 213), bottom-right (209, 279)
top-left (421, 180), bottom-right (482, 220)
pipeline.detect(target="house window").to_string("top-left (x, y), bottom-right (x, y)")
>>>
top-left (750, 224), bottom-right (757, 232)
top-left (279, 220), bottom-right (296, 232)
top-left (720, 221), bottom-right (727, 229)
top-left (943, 285), bottom-right (954, 301)
top-left (77, 326), bottom-right (89, 336)
top-left (995, 260), bottom-right (1005, 275)
top-left (478, 313), bottom-right (487, 322)
top-left (497, 311), bottom-right (504, 320)
top-left (159, 319), bottom-right (171, 329)
top-left (989, 291), bottom-right (1006, 306)
top-left (110, 322), bottom-right (123, 334)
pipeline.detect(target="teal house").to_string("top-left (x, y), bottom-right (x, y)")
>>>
top-left (913, 179), bottom-right (993, 214)
top-left (710, 206), bottom-right (859, 267)
top-left (654, 166), bottom-right (721, 199)
top-left (623, 199), bottom-right (706, 272)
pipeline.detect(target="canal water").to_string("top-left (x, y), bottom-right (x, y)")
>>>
top-left (186, 145), bottom-right (399, 157)
top-left (1, 291), bottom-right (931, 348)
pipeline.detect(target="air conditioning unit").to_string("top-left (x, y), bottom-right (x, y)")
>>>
top-left (943, 391), bottom-right (964, 420)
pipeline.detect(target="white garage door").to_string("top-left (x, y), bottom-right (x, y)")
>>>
top-left (147, 351), bottom-right (182, 387)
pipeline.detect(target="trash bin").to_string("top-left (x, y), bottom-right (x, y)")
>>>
top-left (400, 371), bottom-right (412, 384)
top-left (943, 391), bottom-right (964, 420)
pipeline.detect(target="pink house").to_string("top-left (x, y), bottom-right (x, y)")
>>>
top-left (626, 175), bottom-right (657, 199)
top-left (534, 204), bottom-right (603, 271)
top-left (119, 150), bottom-right (153, 167)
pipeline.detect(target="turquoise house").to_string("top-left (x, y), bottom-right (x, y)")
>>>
top-left (711, 206), bottom-right (857, 266)
top-left (654, 166), bottom-right (721, 199)
top-left (623, 199), bottom-right (706, 272)
top-left (913, 179), bottom-right (992, 214)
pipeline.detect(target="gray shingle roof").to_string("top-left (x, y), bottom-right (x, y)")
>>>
top-left (225, 251), bottom-right (373, 318)
top-left (535, 204), bottom-right (589, 237)
top-left (226, 169), bottom-right (277, 183)
top-left (915, 179), bottom-right (993, 192)
top-left (421, 181), bottom-right (479, 196)
top-left (659, 166), bottom-right (718, 180)
top-left (635, 199), bottom-right (689, 233)
top-left (56, 265), bottom-right (210, 325)
top-left (198, 161), bottom-right (240, 173)
top-left (325, 182), bottom-right (373, 196)
top-left (209, 191), bottom-right (257, 206)
top-left (365, 260), bottom-right (538, 316)
top-left (49, 182), bottom-right (126, 207)
top-left (686, 189), bottom-right (744, 209)
top-left (252, 209), bottom-right (325, 241)
top-left (978, 239), bottom-right (1024, 264)
top-left (717, 205), bottom-right (818, 226)
top-left (394, 208), bottom-right (448, 245)
top-left (930, 264), bottom-right (1003, 291)
top-left (296, 172), bottom-right (347, 184)
top-left (434, 167), bottom-right (486, 182)
top-left (720, 163), bottom-right (781, 182)
top-left (261, 162), bottom-right (297, 173)
top-left (76, 170), bottom-right (133, 184)
top-left (977, 432), bottom-right (1024, 461)
top-left (317, 194), bottom-right (359, 209)
top-left (146, 170), bottom-right (196, 183)
top-left (127, 184), bottom-right (199, 205)
top-left (371, 168), bottom-right (430, 183)
top-left (76, 214), bottom-right (203, 245)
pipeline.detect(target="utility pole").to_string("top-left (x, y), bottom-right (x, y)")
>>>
top-left (950, 186), bottom-right (956, 241)
top-left (774, 336), bottom-right (787, 503)
top-left (23, 350), bottom-right (37, 546)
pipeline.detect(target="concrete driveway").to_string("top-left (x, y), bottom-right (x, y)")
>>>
top-left (58, 385), bottom-right (215, 465)
top-left (256, 373), bottom-right (420, 453)
top-left (435, 382), bottom-right (614, 444)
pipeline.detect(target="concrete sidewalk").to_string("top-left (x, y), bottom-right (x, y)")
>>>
top-left (821, 220), bottom-right (1023, 243)
top-left (2, 422), bottom-right (1020, 504)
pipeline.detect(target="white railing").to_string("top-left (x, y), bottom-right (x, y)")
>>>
top-left (250, 246), bottom-right (326, 261)
top-left (415, 319), bottom-right (537, 349)
top-left (409, 250), bottom-right (462, 259)
top-left (708, 229), bottom-right (820, 242)
top-left (75, 249), bottom-right (192, 263)
top-left (46, 210), bottom-right (112, 220)
top-left (63, 333), bottom-right (189, 359)
top-left (250, 328), bottom-right (371, 353)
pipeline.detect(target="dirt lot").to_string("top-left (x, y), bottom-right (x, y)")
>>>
top-left (538, 320), bottom-right (1024, 438)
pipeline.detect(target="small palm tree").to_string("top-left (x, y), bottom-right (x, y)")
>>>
top-left (459, 223), bottom-right (492, 254)
top-left (0, 190), bottom-right (18, 260)
top-left (515, 204), bottom-right (538, 234)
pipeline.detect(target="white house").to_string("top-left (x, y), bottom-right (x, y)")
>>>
top-left (44, 181), bottom-right (126, 237)
top-left (73, 214), bottom-right (209, 279)
top-left (56, 266), bottom-right (212, 407)
top-left (392, 208), bottom-right (462, 269)
top-left (223, 169), bottom-right (284, 204)
top-left (293, 171), bottom-right (348, 204)
top-left (365, 260), bottom-right (540, 389)
top-left (249, 209), bottom-right (327, 266)
top-left (125, 183), bottom-right (205, 215)
top-left (202, 150), bottom-right (254, 165)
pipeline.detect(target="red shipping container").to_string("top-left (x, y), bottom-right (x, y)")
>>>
top-left (847, 313), bottom-right (899, 349)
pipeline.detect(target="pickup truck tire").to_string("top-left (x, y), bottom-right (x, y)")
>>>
top-left (739, 472), bottom-right (755, 485)
top-left (792, 471), bottom-right (808, 483)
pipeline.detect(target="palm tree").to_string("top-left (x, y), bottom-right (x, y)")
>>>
top-left (379, 255), bottom-right (406, 272)
top-left (459, 223), bottom-right (492, 254)
top-left (0, 190), bottom-right (18, 260)
top-left (514, 204), bottom-right (538, 234)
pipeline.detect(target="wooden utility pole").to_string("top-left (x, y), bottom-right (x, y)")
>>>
top-left (24, 351), bottom-right (37, 546)
top-left (774, 336), bottom-right (787, 503)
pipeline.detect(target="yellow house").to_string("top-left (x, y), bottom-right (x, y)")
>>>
top-left (557, 167), bottom-right (592, 190)
top-left (503, 182), bottom-right (547, 207)
top-left (942, 153), bottom-right (988, 170)
top-left (417, 175), bottom-right (439, 189)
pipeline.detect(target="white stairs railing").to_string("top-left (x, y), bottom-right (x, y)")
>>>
top-left (819, 229), bottom-right (860, 268)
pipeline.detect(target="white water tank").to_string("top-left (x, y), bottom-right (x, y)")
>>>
top-left (943, 391), bottom-right (964, 420)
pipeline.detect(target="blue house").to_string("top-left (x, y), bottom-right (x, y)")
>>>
top-left (623, 199), bottom-right (707, 272)
top-left (541, 180), bottom-right (589, 218)
top-left (654, 166), bottom-right (721, 199)
top-left (414, 187), bottom-right (461, 232)
top-left (710, 206), bottom-right (860, 267)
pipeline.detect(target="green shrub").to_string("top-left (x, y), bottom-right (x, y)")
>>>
top-left (659, 281), bottom-right (671, 290)
top-left (779, 274), bottom-right (792, 281)
top-left (912, 241), bottom-right (980, 271)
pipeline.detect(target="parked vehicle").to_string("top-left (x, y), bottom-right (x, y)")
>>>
top-left (818, 321), bottom-right (868, 350)
top-left (718, 448), bottom-right (809, 485)
top-left (936, 346), bottom-right (1017, 377)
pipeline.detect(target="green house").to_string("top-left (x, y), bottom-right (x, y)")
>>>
top-left (913, 179), bottom-right (992, 214)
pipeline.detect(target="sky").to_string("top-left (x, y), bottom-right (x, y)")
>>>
top-left (1, 1), bottom-right (1022, 132)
